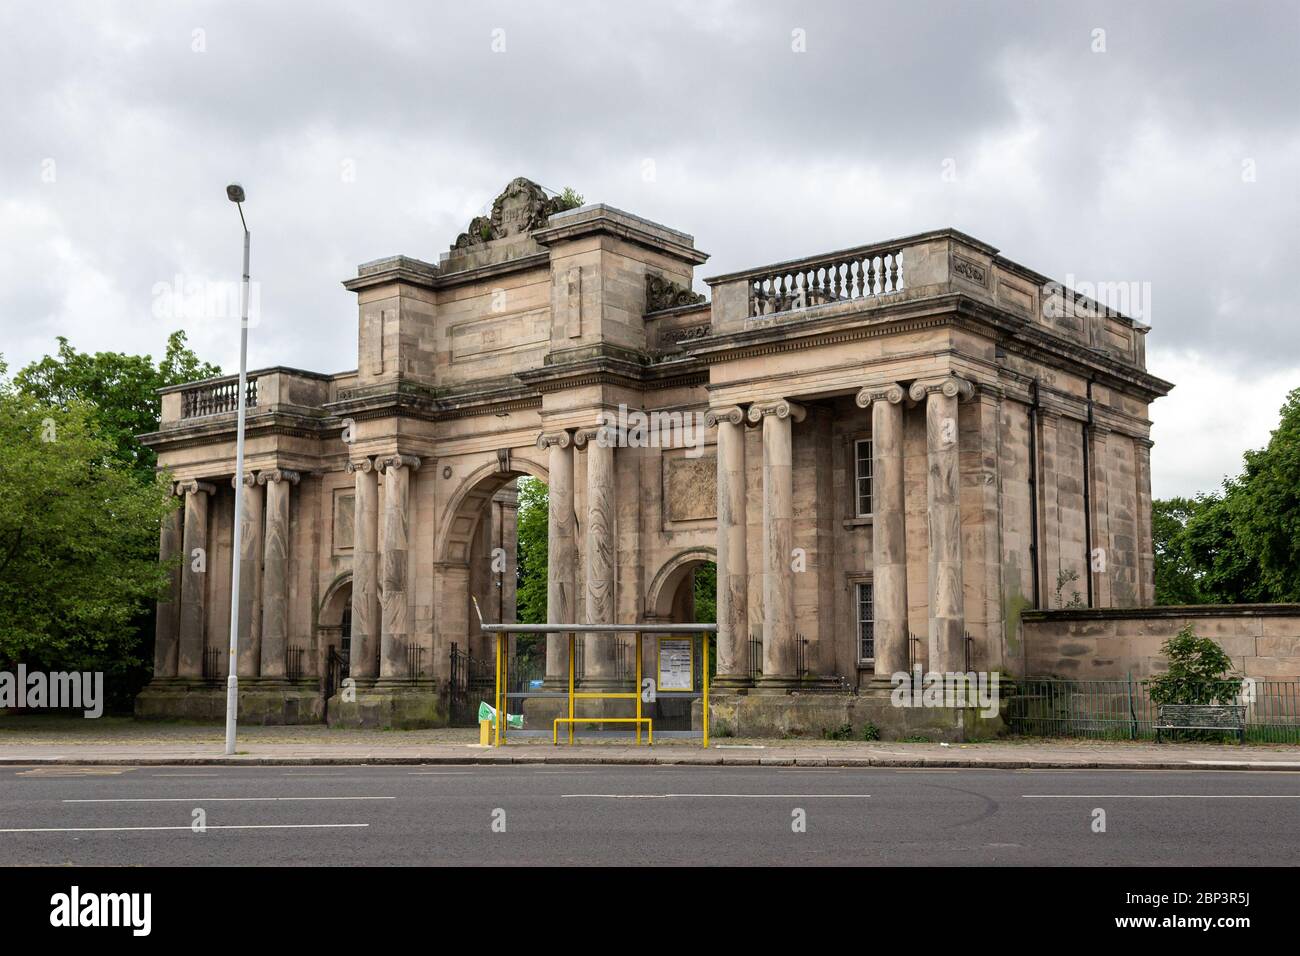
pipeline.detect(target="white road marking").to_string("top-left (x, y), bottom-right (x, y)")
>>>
top-left (0, 823), bottom-right (370, 833)
top-left (1023, 794), bottom-right (1300, 799)
top-left (408, 771), bottom-right (475, 776)
top-left (63, 796), bottom-right (394, 803)
top-left (564, 793), bottom-right (870, 799)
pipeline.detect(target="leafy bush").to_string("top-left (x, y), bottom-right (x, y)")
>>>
top-left (1145, 624), bottom-right (1242, 705)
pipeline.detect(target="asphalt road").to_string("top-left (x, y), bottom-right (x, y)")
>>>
top-left (0, 764), bottom-right (1297, 866)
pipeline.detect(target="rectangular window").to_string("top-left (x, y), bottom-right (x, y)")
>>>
top-left (857, 582), bottom-right (875, 663)
top-left (854, 438), bottom-right (873, 516)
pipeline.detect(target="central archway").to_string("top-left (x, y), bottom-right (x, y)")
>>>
top-left (433, 452), bottom-right (548, 716)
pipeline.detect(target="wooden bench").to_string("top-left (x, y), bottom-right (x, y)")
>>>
top-left (1155, 703), bottom-right (1246, 744)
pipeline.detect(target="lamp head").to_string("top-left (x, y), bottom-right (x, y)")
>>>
top-left (226, 183), bottom-right (246, 203)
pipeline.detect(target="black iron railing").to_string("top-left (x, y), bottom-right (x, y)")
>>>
top-left (285, 646), bottom-right (304, 681)
top-left (202, 647), bottom-right (222, 682)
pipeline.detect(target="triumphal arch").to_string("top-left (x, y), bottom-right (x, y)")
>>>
top-left (137, 177), bottom-right (1171, 733)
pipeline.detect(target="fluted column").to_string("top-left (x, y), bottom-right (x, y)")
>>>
top-left (379, 454), bottom-right (420, 679)
top-left (910, 376), bottom-right (974, 673)
top-left (576, 426), bottom-right (616, 680)
top-left (856, 384), bottom-right (908, 677)
top-left (176, 479), bottom-right (214, 678)
top-left (538, 431), bottom-right (576, 685)
top-left (257, 468), bottom-right (298, 678)
top-left (748, 399), bottom-right (805, 690)
top-left (233, 472), bottom-right (264, 678)
top-left (153, 492), bottom-right (184, 678)
top-left (348, 458), bottom-right (380, 681)
top-left (706, 406), bottom-right (749, 687)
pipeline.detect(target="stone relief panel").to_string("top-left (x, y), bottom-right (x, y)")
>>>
top-left (332, 488), bottom-right (355, 552)
top-left (663, 451), bottom-right (717, 525)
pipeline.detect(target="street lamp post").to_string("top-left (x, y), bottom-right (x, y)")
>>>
top-left (224, 183), bottom-right (250, 756)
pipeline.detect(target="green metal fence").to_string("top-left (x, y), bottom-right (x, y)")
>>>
top-left (1007, 677), bottom-right (1300, 744)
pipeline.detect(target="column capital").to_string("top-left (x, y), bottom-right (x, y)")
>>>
top-left (536, 429), bottom-right (573, 450)
top-left (377, 454), bottom-right (421, 473)
top-left (908, 375), bottom-right (976, 404)
top-left (746, 399), bottom-right (806, 424)
top-left (572, 425), bottom-right (615, 448)
top-left (854, 383), bottom-right (905, 409)
top-left (176, 479), bottom-right (216, 496)
top-left (231, 471), bottom-right (258, 489)
top-left (345, 457), bottom-right (374, 475)
top-left (704, 405), bottom-right (746, 428)
top-left (1134, 436), bottom-right (1154, 450)
top-left (257, 468), bottom-right (301, 486)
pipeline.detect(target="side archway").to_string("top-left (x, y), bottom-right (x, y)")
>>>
top-left (646, 546), bottom-right (717, 621)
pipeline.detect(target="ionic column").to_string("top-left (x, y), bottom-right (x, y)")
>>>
top-left (176, 479), bottom-right (215, 678)
top-left (257, 468), bottom-right (298, 678)
top-left (348, 459), bottom-right (380, 681)
top-left (538, 431), bottom-right (576, 685)
top-left (233, 472), bottom-right (264, 678)
top-left (379, 454), bottom-right (420, 679)
top-left (747, 399), bottom-right (805, 689)
top-left (576, 426), bottom-right (616, 680)
top-left (856, 384), bottom-right (908, 678)
top-left (910, 376), bottom-right (974, 673)
top-left (153, 493), bottom-right (184, 679)
top-left (706, 406), bottom-right (749, 687)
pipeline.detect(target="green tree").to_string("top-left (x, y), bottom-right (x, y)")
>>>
top-left (13, 331), bottom-right (220, 483)
top-left (515, 477), bottom-right (548, 625)
top-left (0, 372), bottom-right (177, 687)
top-left (692, 561), bottom-right (717, 624)
top-left (1152, 497), bottom-right (1205, 604)
top-left (1151, 386), bottom-right (1300, 605)
top-left (1230, 387), bottom-right (1300, 601)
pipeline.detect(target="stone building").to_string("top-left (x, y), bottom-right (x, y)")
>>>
top-left (136, 177), bottom-right (1175, 730)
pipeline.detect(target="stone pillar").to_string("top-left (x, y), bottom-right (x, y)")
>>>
top-left (910, 376), bottom-right (973, 673)
top-left (1134, 437), bottom-right (1156, 607)
top-left (706, 406), bottom-right (749, 688)
top-left (538, 431), bottom-right (576, 685)
top-left (176, 479), bottom-right (214, 678)
top-left (233, 472), bottom-right (264, 678)
top-left (747, 399), bottom-right (805, 690)
top-left (348, 458), bottom-right (380, 681)
top-left (379, 454), bottom-right (420, 680)
top-left (577, 426), bottom-right (616, 680)
top-left (856, 384), bottom-right (908, 678)
top-left (153, 493), bottom-right (184, 678)
top-left (257, 469), bottom-right (298, 678)
top-left (1088, 425), bottom-right (1113, 607)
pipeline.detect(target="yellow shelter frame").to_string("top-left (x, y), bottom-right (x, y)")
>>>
top-left (473, 610), bottom-right (715, 749)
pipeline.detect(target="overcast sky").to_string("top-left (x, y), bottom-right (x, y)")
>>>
top-left (2, 0), bottom-right (1297, 499)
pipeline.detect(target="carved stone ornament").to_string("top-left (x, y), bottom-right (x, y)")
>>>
top-left (646, 273), bottom-right (706, 312)
top-left (452, 177), bottom-right (574, 250)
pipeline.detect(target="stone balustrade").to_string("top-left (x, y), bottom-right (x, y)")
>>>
top-left (744, 243), bottom-right (905, 317)
top-left (160, 367), bottom-right (333, 425)
top-left (180, 376), bottom-right (258, 419)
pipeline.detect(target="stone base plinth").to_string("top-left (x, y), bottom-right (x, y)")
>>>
top-left (325, 681), bottom-right (444, 729)
top-left (698, 689), bottom-right (1005, 743)
top-left (134, 678), bottom-right (324, 724)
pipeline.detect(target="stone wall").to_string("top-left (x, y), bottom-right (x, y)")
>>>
top-left (1021, 605), bottom-right (1300, 680)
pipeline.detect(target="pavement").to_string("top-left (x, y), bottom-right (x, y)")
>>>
top-left (2, 717), bottom-right (1300, 770)
top-left (3, 762), bottom-right (1298, 865)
